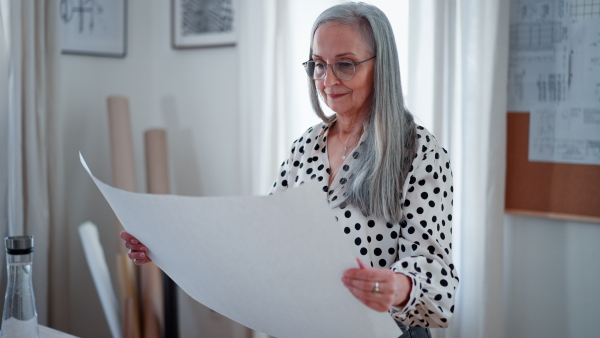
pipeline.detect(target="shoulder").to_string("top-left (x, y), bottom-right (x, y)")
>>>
top-left (411, 125), bottom-right (451, 170)
top-left (292, 122), bottom-right (329, 144)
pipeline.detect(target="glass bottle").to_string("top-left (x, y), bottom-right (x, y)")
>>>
top-left (1, 236), bottom-right (38, 338)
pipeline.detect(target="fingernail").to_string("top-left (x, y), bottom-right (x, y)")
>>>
top-left (140, 246), bottom-right (147, 251)
top-left (131, 239), bottom-right (138, 244)
top-left (140, 253), bottom-right (145, 258)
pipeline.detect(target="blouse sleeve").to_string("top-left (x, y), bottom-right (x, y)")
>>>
top-left (388, 132), bottom-right (458, 328)
top-left (269, 138), bottom-right (299, 195)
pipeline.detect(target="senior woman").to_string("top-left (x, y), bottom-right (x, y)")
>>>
top-left (122, 2), bottom-right (457, 336)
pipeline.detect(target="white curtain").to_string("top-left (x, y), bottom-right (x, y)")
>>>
top-left (239, 0), bottom-right (336, 196)
top-left (0, 0), bottom-right (10, 298)
top-left (0, 0), bottom-right (62, 330)
top-left (242, 0), bottom-right (511, 337)
top-left (400, 1), bottom-right (510, 338)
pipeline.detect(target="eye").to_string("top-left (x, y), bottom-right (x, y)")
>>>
top-left (314, 61), bottom-right (326, 71)
top-left (336, 61), bottom-right (354, 71)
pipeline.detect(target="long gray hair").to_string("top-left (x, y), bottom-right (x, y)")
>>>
top-left (308, 2), bottom-right (417, 222)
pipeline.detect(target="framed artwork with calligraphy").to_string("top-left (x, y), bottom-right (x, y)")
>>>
top-left (60, 0), bottom-right (127, 57)
top-left (172, 0), bottom-right (237, 49)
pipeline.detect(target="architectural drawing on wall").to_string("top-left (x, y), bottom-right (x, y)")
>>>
top-left (569, 0), bottom-right (600, 18)
top-left (172, 0), bottom-right (237, 48)
top-left (508, 0), bottom-right (600, 165)
top-left (508, 0), bottom-right (600, 110)
top-left (529, 105), bottom-right (600, 165)
top-left (60, 0), bottom-right (127, 57)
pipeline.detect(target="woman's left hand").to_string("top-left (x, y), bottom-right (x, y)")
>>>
top-left (342, 258), bottom-right (412, 312)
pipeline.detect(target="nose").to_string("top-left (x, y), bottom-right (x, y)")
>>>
top-left (322, 65), bottom-right (340, 87)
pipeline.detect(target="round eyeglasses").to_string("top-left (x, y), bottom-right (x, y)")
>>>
top-left (302, 56), bottom-right (376, 81)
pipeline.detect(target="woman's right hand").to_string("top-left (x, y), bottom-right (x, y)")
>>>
top-left (120, 231), bottom-right (152, 265)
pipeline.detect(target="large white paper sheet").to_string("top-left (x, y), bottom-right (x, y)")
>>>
top-left (80, 154), bottom-right (401, 338)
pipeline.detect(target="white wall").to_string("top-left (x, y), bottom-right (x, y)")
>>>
top-left (58, 1), bottom-right (250, 337)
top-left (504, 216), bottom-right (600, 337)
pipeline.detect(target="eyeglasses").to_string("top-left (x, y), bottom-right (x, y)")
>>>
top-left (302, 56), bottom-right (376, 81)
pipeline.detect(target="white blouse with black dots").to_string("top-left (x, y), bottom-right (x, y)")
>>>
top-left (269, 122), bottom-right (458, 328)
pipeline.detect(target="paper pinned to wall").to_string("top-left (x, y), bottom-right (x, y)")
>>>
top-left (80, 154), bottom-right (401, 338)
top-left (529, 104), bottom-right (600, 165)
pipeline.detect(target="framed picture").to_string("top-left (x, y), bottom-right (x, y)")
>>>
top-left (60, 0), bottom-right (127, 57)
top-left (172, 0), bottom-right (237, 49)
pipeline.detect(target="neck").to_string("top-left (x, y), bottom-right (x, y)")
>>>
top-left (336, 116), bottom-right (364, 139)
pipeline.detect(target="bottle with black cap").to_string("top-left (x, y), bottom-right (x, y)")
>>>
top-left (1, 236), bottom-right (38, 338)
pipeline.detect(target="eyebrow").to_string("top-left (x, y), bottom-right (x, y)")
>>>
top-left (312, 52), bottom-right (357, 58)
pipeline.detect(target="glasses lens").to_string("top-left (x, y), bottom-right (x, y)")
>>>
top-left (313, 61), bottom-right (327, 80)
top-left (334, 61), bottom-right (355, 80)
top-left (304, 61), bottom-right (315, 78)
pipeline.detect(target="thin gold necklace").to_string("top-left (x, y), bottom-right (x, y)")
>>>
top-left (337, 123), bottom-right (362, 160)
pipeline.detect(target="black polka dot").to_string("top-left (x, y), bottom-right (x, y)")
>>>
top-left (344, 210), bottom-right (351, 218)
top-left (374, 248), bottom-right (382, 256)
top-left (355, 223), bottom-right (361, 231)
top-left (407, 227), bottom-right (415, 234)
top-left (388, 247), bottom-right (396, 255)
top-left (344, 227), bottom-right (350, 234)
top-left (360, 247), bottom-right (368, 255)
top-left (421, 192), bottom-right (428, 199)
top-left (354, 237), bottom-right (361, 246)
top-left (367, 220), bottom-right (375, 228)
top-left (376, 234), bottom-right (383, 241)
top-left (378, 259), bottom-right (386, 267)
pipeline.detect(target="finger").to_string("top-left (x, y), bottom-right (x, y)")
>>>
top-left (124, 241), bottom-right (147, 251)
top-left (346, 286), bottom-right (392, 312)
top-left (344, 267), bottom-right (389, 281)
top-left (356, 257), bottom-right (368, 269)
top-left (128, 250), bottom-right (148, 261)
top-left (120, 231), bottom-right (140, 245)
top-left (133, 257), bottom-right (152, 265)
top-left (343, 277), bottom-right (386, 293)
top-left (120, 231), bottom-right (135, 242)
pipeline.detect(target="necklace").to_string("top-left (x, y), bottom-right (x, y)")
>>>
top-left (337, 123), bottom-right (362, 160)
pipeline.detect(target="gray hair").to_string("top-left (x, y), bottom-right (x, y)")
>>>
top-left (308, 2), bottom-right (417, 222)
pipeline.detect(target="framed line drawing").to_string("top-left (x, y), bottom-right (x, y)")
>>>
top-left (172, 0), bottom-right (237, 49)
top-left (60, 0), bottom-right (127, 57)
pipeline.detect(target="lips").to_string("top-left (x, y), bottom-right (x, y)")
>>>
top-left (327, 93), bottom-right (347, 99)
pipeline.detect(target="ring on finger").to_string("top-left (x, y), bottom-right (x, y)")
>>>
top-left (372, 281), bottom-right (380, 294)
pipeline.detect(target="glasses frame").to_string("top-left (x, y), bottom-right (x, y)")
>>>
top-left (302, 56), bottom-right (376, 81)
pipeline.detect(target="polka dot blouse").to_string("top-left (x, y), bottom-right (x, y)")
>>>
top-left (270, 122), bottom-right (458, 328)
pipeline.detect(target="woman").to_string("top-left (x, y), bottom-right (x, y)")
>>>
top-left (122, 2), bottom-right (457, 336)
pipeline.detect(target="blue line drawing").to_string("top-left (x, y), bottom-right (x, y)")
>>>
top-left (60, 0), bottom-right (104, 33)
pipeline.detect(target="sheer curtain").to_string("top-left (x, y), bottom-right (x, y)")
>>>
top-left (0, 0), bottom-right (63, 330)
top-left (399, 1), bottom-right (510, 338)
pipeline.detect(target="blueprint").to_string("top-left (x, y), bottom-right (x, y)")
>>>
top-left (508, 0), bottom-right (600, 165)
top-left (508, 0), bottom-right (600, 111)
top-left (529, 105), bottom-right (600, 165)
